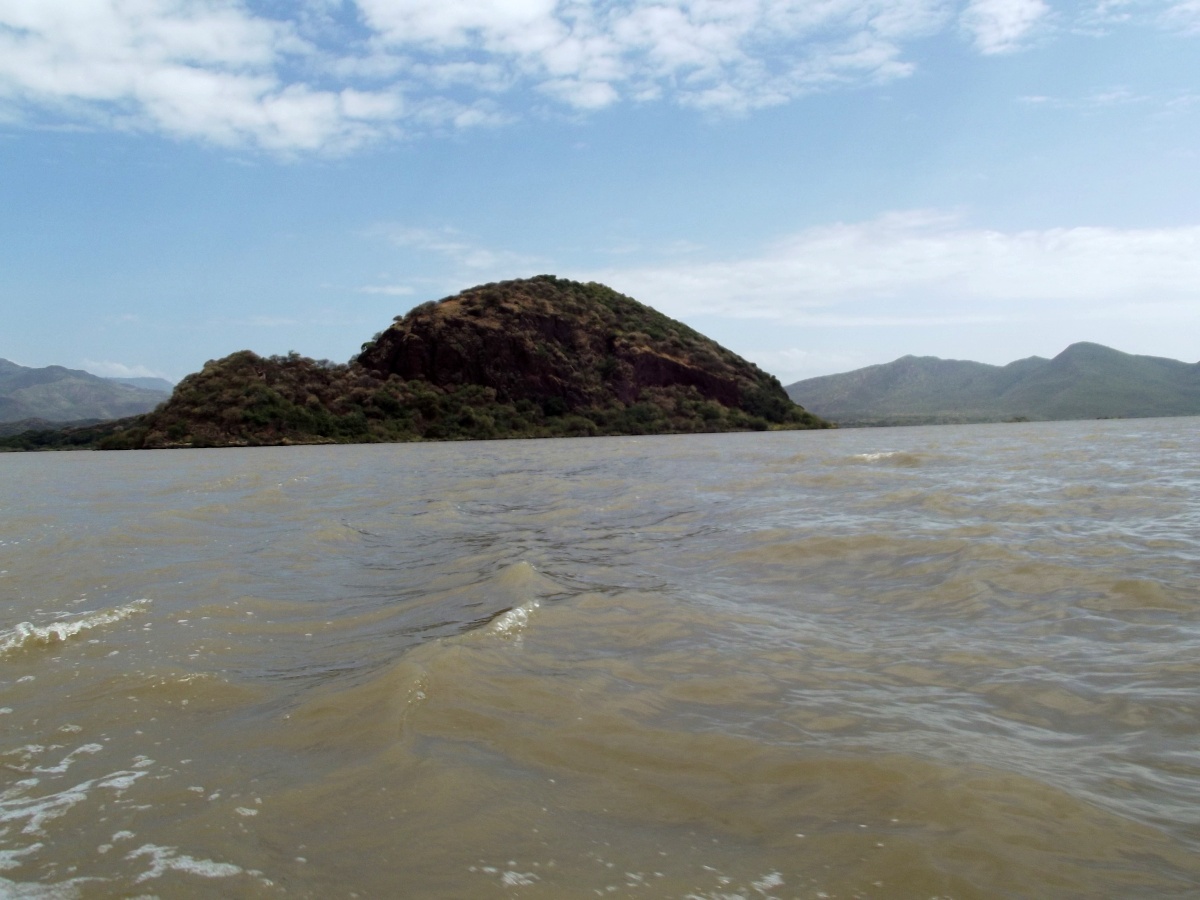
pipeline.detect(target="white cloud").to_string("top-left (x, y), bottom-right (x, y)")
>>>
top-left (1077, 0), bottom-right (1200, 36)
top-left (1020, 85), bottom-right (1179, 113)
top-left (356, 0), bottom-right (562, 48)
top-left (0, 0), bottom-right (1194, 151)
top-left (539, 77), bottom-right (620, 110)
top-left (0, 0), bottom-right (957, 149)
top-left (584, 211), bottom-right (1200, 325)
top-left (371, 224), bottom-right (544, 273)
top-left (744, 347), bottom-right (871, 383)
top-left (960, 0), bottom-right (1050, 53)
top-left (558, 212), bottom-right (1200, 378)
top-left (357, 0), bottom-right (954, 113)
top-left (0, 0), bottom-right (407, 152)
top-left (357, 284), bottom-right (416, 296)
top-left (1162, 0), bottom-right (1200, 32)
top-left (82, 359), bottom-right (168, 380)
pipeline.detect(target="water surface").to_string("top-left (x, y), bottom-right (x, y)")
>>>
top-left (2, 419), bottom-right (1198, 898)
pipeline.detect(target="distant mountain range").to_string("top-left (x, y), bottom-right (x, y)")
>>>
top-left (785, 342), bottom-right (1200, 426)
top-left (0, 358), bottom-right (172, 429)
top-left (107, 375), bottom-right (175, 392)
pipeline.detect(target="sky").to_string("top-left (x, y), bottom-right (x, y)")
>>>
top-left (2, 0), bottom-right (1198, 386)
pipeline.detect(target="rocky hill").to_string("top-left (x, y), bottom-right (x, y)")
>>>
top-left (358, 276), bottom-right (804, 416)
top-left (786, 342), bottom-right (1200, 426)
top-left (0, 358), bottom-right (171, 423)
top-left (5, 277), bottom-right (826, 450)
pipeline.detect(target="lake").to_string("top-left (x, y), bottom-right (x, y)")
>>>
top-left (2, 418), bottom-right (1198, 898)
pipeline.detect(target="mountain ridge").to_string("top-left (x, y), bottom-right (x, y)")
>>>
top-left (785, 342), bottom-right (1200, 426)
top-left (0, 358), bottom-right (172, 423)
top-left (105, 375), bottom-right (175, 392)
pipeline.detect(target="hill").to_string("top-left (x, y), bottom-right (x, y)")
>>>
top-left (5, 277), bottom-right (827, 450)
top-left (785, 343), bottom-right (1200, 426)
top-left (0, 358), bottom-right (171, 423)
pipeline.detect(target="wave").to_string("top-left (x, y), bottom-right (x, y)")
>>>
top-left (477, 561), bottom-right (554, 638)
top-left (485, 600), bottom-right (541, 638)
top-left (0, 600), bottom-right (151, 656)
top-left (282, 561), bottom-right (556, 752)
top-left (849, 450), bottom-right (929, 467)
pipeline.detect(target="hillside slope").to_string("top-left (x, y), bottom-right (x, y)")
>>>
top-left (10, 277), bottom-right (826, 450)
top-left (786, 343), bottom-right (1200, 426)
top-left (358, 276), bottom-right (804, 418)
top-left (0, 358), bottom-right (171, 422)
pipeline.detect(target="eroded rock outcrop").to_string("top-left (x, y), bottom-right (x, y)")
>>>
top-left (357, 275), bottom-right (787, 417)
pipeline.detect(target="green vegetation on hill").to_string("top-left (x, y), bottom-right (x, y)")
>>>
top-left (4, 277), bottom-right (827, 450)
top-left (786, 342), bottom-right (1200, 426)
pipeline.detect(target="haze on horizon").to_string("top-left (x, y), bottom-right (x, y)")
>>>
top-left (2, 0), bottom-right (1198, 386)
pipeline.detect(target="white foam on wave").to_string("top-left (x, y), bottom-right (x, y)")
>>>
top-left (0, 842), bottom-right (43, 873)
top-left (752, 871), bottom-right (785, 894)
top-left (127, 844), bottom-right (243, 883)
top-left (0, 769), bottom-right (148, 836)
top-left (500, 870), bottom-right (539, 886)
top-left (32, 744), bottom-right (103, 775)
top-left (0, 874), bottom-right (91, 899)
top-left (471, 863), bottom-right (541, 889)
top-left (488, 601), bottom-right (540, 638)
top-left (0, 600), bottom-right (151, 656)
top-left (849, 449), bottom-right (929, 468)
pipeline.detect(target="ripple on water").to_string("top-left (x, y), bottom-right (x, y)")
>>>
top-left (1, 422), bottom-right (1198, 897)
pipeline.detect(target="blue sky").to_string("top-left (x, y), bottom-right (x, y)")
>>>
top-left (2, 0), bottom-right (1198, 385)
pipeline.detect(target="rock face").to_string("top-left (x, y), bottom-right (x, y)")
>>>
top-left (357, 275), bottom-right (793, 419)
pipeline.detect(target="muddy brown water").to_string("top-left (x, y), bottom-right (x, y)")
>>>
top-left (2, 419), bottom-right (1198, 898)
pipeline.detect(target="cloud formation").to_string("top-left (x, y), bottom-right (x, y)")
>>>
top-left (2, 0), bottom-right (1188, 152)
top-left (371, 224), bottom-right (544, 273)
top-left (960, 0), bottom-right (1050, 54)
top-left (0, 0), bottom-right (407, 151)
top-left (82, 358), bottom-right (168, 380)
top-left (586, 211), bottom-right (1200, 326)
top-left (1162, 0), bottom-right (1200, 33)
